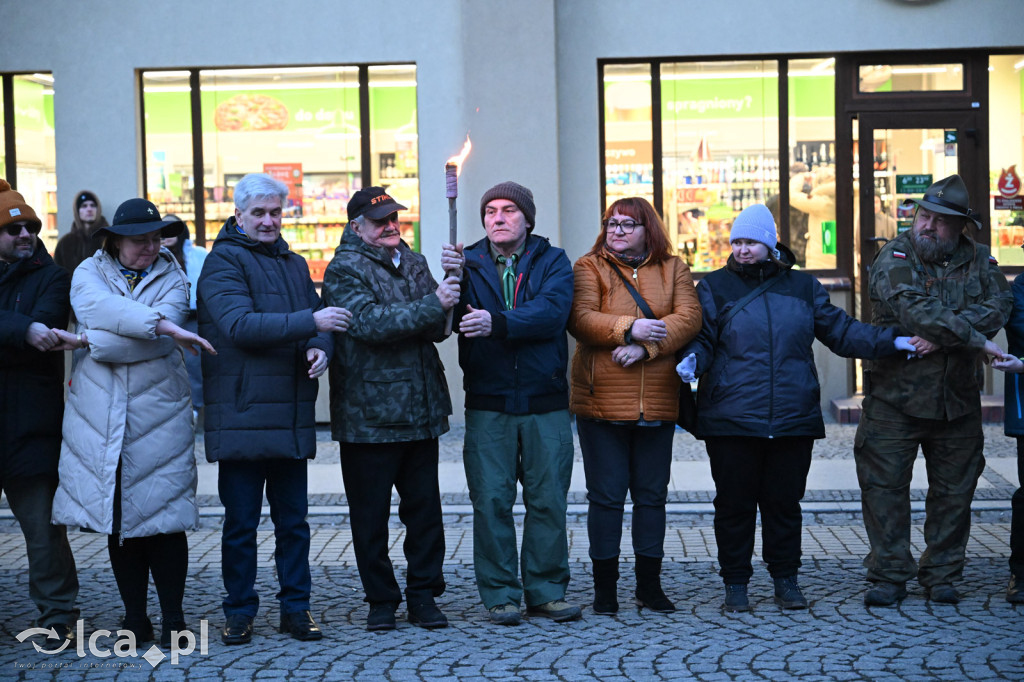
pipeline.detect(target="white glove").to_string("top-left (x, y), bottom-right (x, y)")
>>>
top-left (676, 353), bottom-right (697, 383)
top-left (894, 336), bottom-right (915, 352)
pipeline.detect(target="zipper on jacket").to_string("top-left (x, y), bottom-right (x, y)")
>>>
top-left (639, 357), bottom-right (645, 420)
top-left (633, 266), bottom-right (644, 419)
top-left (764, 290), bottom-right (774, 438)
top-left (588, 354), bottom-right (595, 395)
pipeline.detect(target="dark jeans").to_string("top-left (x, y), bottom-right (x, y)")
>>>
top-left (1013, 439), bottom-right (1024, 579)
top-left (706, 436), bottom-right (814, 584)
top-left (577, 418), bottom-right (674, 560)
top-left (340, 439), bottom-right (445, 605)
top-left (218, 459), bottom-right (311, 617)
top-left (1, 475), bottom-right (79, 627)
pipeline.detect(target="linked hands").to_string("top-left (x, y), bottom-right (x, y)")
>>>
top-left (984, 339), bottom-right (1024, 373)
top-left (676, 353), bottom-right (697, 382)
top-left (48, 328), bottom-right (87, 352)
top-left (25, 322), bottom-right (62, 351)
top-left (314, 306), bottom-right (353, 333)
top-left (47, 319), bottom-right (218, 357)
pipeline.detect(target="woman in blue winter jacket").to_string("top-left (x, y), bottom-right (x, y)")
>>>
top-left (677, 203), bottom-right (917, 613)
top-left (989, 270), bottom-right (1024, 604)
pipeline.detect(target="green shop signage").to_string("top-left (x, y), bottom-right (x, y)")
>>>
top-left (654, 74), bottom-right (834, 121)
top-left (143, 86), bottom-right (416, 134)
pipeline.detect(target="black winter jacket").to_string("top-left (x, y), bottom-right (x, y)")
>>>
top-left (197, 219), bottom-right (331, 462)
top-left (0, 243), bottom-right (70, 478)
top-left (1003, 273), bottom-right (1024, 437)
top-left (683, 247), bottom-right (898, 439)
top-left (456, 233), bottom-right (573, 415)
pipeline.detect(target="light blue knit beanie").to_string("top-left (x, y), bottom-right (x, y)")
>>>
top-left (730, 204), bottom-right (778, 250)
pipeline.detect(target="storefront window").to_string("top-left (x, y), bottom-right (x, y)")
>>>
top-left (786, 58), bottom-right (836, 270)
top-left (661, 60), bottom-right (779, 272)
top-left (601, 58), bottom-right (843, 272)
top-left (142, 71), bottom-right (195, 235)
top-left (858, 63), bottom-right (964, 93)
top-left (142, 64), bottom-right (417, 281)
top-left (989, 54), bottom-right (1024, 266)
top-left (0, 86), bottom-right (5, 179)
top-left (369, 65), bottom-right (419, 250)
top-left (1, 73), bottom-right (58, 253)
top-left (603, 63), bottom-right (654, 209)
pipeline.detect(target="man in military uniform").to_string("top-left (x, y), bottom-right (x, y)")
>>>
top-left (855, 174), bottom-right (1013, 606)
top-left (322, 187), bottom-right (462, 632)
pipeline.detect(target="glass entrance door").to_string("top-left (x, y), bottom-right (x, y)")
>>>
top-left (852, 111), bottom-right (983, 389)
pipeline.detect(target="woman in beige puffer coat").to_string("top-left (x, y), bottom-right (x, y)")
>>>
top-left (51, 199), bottom-right (214, 648)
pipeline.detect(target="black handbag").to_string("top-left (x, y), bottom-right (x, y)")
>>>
top-left (608, 264), bottom-right (697, 430)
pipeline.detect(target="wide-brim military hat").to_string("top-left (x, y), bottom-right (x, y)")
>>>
top-left (101, 198), bottom-right (184, 238)
top-left (905, 174), bottom-right (982, 230)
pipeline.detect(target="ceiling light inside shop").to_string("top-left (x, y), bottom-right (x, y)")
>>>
top-left (145, 71), bottom-right (191, 80)
top-left (200, 66), bottom-right (359, 78)
top-left (892, 66), bottom-right (946, 74)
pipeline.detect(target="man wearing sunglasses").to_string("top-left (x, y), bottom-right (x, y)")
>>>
top-left (0, 179), bottom-right (80, 643)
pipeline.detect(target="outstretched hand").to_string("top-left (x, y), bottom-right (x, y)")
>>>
top-left (156, 318), bottom-right (216, 356)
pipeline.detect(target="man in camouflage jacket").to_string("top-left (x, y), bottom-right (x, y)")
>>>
top-left (855, 175), bottom-right (1013, 607)
top-left (322, 187), bottom-right (462, 632)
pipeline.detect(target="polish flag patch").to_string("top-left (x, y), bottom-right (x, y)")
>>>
top-left (892, 251), bottom-right (907, 260)
top-left (990, 255), bottom-right (999, 265)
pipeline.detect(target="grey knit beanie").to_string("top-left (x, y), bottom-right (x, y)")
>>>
top-left (730, 204), bottom-right (778, 249)
top-left (480, 181), bottom-right (536, 231)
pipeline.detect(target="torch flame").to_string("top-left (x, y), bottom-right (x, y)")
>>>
top-left (446, 135), bottom-right (473, 177)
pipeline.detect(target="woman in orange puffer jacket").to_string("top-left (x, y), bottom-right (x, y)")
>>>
top-left (568, 196), bottom-right (702, 616)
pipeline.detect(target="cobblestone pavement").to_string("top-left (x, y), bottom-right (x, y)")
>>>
top-left (2, 515), bottom-right (1022, 680)
top-left (1, 424), bottom-right (1022, 680)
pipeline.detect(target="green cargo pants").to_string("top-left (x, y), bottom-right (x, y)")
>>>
top-left (463, 409), bottom-right (574, 609)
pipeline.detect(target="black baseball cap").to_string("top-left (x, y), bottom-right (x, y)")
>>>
top-left (347, 187), bottom-right (407, 221)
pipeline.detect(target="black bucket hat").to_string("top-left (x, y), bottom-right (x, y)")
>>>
top-left (904, 174), bottom-right (982, 230)
top-left (102, 198), bottom-right (184, 238)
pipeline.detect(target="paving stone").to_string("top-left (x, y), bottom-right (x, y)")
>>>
top-left (3, 425), bottom-right (1024, 679)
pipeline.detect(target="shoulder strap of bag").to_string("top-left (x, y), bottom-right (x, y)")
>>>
top-left (718, 275), bottom-right (781, 330)
top-left (609, 262), bottom-right (656, 319)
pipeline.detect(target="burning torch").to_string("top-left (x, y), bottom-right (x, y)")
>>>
top-left (444, 135), bottom-right (472, 334)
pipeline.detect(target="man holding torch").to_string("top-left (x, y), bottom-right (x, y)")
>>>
top-left (323, 187), bottom-right (463, 632)
top-left (455, 181), bottom-right (580, 625)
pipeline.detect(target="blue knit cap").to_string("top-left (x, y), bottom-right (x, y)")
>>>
top-left (730, 204), bottom-right (778, 250)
